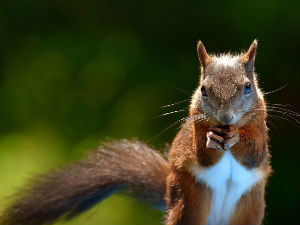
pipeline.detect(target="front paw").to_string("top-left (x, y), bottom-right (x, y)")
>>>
top-left (206, 125), bottom-right (239, 151)
top-left (222, 125), bottom-right (239, 149)
top-left (206, 130), bottom-right (225, 151)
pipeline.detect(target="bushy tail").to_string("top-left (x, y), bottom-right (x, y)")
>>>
top-left (0, 139), bottom-right (169, 225)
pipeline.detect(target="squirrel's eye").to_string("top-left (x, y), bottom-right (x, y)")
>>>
top-left (201, 85), bottom-right (208, 97)
top-left (244, 82), bottom-right (251, 95)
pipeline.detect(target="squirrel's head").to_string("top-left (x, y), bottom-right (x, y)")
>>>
top-left (190, 40), bottom-right (264, 126)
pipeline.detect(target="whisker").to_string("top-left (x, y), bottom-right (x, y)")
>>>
top-left (267, 114), bottom-right (298, 125)
top-left (271, 113), bottom-right (300, 125)
top-left (154, 109), bottom-right (187, 119)
top-left (149, 113), bottom-right (209, 141)
top-left (267, 103), bottom-right (293, 107)
top-left (149, 117), bottom-right (189, 141)
top-left (160, 99), bottom-right (190, 108)
top-left (254, 109), bottom-right (300, 125)
top-left (266, 106), bottom-right (300, 117)
top-left (266, 118), bottom-right (279, 134)
top-left (263, 83), bottom-right (289, 95)
top-left (171, 85), bottom-right (191, 97)
top-left (255, 108), bottom-right (300, 118)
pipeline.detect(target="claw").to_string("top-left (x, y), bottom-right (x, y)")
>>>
top-left (206, 125), bottom-right (239, 151)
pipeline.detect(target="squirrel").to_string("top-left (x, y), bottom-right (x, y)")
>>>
top-left (0, 40), bottom-right (271, 225)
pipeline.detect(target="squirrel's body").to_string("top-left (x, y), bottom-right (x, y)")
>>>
top-left (190, 151), bottom-right (262, 225)
top-left (167, 118), bottom-right (269, 225)
top-left (166, 41), bottom-right (270, 225)
top-left (1, 40), bottom-right (271, 225)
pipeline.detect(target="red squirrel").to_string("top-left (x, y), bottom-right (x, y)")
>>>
top-left (0, 40), bottom-right (271, 225)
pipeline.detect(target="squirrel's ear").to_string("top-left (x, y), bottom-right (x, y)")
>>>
top-left (197, 41), bottom-right (210, 67)
top-left (197, 41), bottom-right (210, 79)
top-left (242, 39), bottom-right (257, 75)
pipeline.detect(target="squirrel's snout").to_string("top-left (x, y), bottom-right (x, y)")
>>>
top-left (217, 112), bottom-right (234, 125)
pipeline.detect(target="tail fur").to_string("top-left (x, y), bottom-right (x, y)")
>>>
top-left (0, 139), bottom-right (168, 225)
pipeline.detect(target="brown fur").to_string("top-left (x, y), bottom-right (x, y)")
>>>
top-left (229, 181), bottom-right (266, 225)
top-left (166, 170), bottom-right (211, 225)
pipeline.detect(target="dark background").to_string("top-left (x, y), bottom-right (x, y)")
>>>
top-left (0, 0), bottom-right (299, 224)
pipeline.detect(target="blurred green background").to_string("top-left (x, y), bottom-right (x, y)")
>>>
top-left (0, 0), bottom-right (299, 224)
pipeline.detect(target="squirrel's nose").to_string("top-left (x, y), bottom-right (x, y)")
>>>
top-left (218, 112), bottom-right (234, 125)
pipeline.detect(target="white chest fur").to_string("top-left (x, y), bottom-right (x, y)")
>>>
top-left (189, 151), bottom-right (262, 225)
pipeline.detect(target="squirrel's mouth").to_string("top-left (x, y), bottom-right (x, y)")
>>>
top-left (216, 111), bottom-right (240, 126)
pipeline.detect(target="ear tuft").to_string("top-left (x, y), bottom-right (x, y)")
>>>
top-left (243, 39), bottom-right (258, 74)
top-left (197, 41), bottom-right (210, 67)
